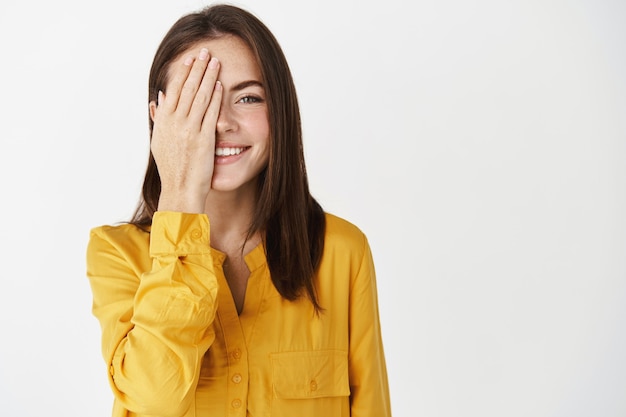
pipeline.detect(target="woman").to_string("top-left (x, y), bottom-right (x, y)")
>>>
top-left (86, 4), bottom-right (391, 416)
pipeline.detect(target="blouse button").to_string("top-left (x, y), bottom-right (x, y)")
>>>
top-left (232, 348), bottom-right (242, 359)
top-left (232, 373), bottom-right (242, 384)
top-left (231, 399), bottom-right (242, 408)
top-left (310, 380), bottom-right (318, 391)
top-left (191, 229), bottom-right (202, 239)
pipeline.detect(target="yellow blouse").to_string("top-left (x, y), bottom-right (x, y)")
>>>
top-left (86, 211), bottom-right (391, 417)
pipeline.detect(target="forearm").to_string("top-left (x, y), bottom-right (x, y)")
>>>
top-left (88, 212), bottom-right (218, 416)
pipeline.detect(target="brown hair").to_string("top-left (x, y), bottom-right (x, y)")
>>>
top-left (131, 4), bottom-right (326, 310)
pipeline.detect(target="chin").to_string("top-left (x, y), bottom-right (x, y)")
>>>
top-left (211, 176), bottom-right (258, 193)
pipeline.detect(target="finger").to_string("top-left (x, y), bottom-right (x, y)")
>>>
top-left (188, 56), bottom-right (220, 126)
top-left (176, 48), bottom-right (212, 116)
top-left (200, 80), bottom-right (223, 137)
top-left (159, 54), bottom-right (194, 114)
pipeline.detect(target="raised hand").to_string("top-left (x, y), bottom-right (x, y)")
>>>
top-left (150, 48), bottom-right (223, 213)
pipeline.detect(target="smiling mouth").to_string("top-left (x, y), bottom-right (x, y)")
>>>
top-left (215, 146), bottom-right (249, 156)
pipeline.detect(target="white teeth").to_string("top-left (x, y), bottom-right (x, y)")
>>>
top-left (215, 147), bottom-right (245, 156)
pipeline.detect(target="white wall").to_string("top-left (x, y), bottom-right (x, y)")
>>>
top-left (0, 0), bottom-right (624, 416)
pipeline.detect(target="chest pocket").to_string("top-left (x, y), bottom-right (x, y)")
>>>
top-left (270, 350), bottom-right (350, 399)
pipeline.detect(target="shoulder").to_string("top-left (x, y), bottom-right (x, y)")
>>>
top-left (87, 222), bottom-right (152, 279)
top-left (90, 222), bottom-right (149, 245)
top-left (317, 213), bottom-right (375, 291)
top-left (323, 212), bottom-right (369, 255)
top-left (87, 222), bottom-right (151, 262)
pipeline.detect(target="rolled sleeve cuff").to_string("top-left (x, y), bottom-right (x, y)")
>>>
top-left (150, 211), bottom-right (210, 257)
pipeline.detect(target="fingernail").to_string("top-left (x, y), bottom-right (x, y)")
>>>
top-left (209, 57), bottom-right (219, 69)
top-left (183, 55), bottom-right (194, 66)
top-left (199, 48), bottom-right (209, 61)
top-left (215, 81), bottom-right (222, 91)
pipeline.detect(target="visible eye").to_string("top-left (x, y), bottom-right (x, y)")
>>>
top-left (238, 95), bottom-right (263, 104)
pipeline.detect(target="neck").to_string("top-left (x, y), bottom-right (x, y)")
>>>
top-left (204, 185), bottom-right (260, 255)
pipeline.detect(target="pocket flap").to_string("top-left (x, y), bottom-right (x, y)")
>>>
top-left (270, 350), bottom-right (350, 399)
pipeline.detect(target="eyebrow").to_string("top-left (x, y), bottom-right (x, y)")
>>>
top-left (230, 80), bottom-right (264, 91)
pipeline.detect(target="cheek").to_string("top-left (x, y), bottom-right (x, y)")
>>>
top-left (248, 110), bottom-right (270, 144)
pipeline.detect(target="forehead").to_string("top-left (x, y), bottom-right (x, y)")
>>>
top-left (169, 35), bottom-right (261, 84)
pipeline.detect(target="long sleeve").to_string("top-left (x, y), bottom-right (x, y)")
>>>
top-left (86, 212), bottom-right (219, 417)
top-left (348, 235), bottom-right (392, 417)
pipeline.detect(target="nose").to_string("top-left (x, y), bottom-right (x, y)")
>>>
top-left (216, 103), bottom-right (237, 133)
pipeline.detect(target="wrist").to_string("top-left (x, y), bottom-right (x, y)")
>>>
top-left (157, 191), bottom-right (206, 214)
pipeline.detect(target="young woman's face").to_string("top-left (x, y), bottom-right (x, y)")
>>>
top-left (170, 35), bottom-right (270, 193)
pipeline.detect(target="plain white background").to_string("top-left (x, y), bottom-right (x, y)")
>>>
top-left (0, 0), bottom-right (625, 416)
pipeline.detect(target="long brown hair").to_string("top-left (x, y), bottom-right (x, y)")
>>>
top-left (131, 4), bottom-right (326, 310)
